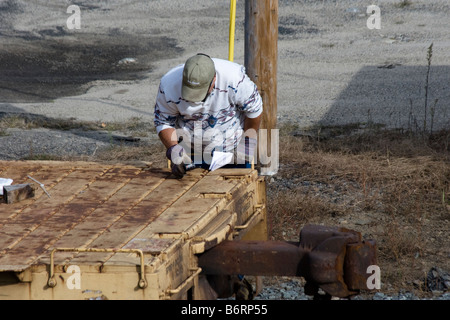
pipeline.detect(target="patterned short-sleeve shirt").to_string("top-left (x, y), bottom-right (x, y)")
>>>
top-left (154, 58), bottom-right (263, 153)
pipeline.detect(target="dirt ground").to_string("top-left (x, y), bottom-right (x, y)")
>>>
top-left (0, 0), bottom-right (449, 300)
top-left (266, 127), bottom-right (449, 299)
top-left (1, 0), bottom-right (449, 128)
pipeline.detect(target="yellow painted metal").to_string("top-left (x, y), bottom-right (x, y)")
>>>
top-left (234, 204), bottom-right (264, 230)
top-left (0, 161), bottom-right (267, 300)
top-left (166, 267), bottom-right (202, 296)
top-left (229, 0), bottom-right (237, 61)
top-left (47, 248), bottom-right (147, 289)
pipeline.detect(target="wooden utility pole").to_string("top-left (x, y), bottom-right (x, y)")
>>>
top-left (245, 0), bottom-right (278, 175)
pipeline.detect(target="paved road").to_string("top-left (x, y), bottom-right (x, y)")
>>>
top-left (1, 0), bottom-right (449, 130)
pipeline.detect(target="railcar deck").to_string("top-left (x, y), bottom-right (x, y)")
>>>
top-left (0, 161), bottom-right (266, 300)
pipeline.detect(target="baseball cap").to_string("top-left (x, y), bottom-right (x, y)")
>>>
top-left (182, 54), bottom-right (215, 102)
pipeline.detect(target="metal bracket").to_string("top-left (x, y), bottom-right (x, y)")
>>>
top-left (166, 267), bottom-right (202, 296)
top-left (47, 248), bottom-right (147, 289)
top-left (234, 204), bottom-right (264, 232)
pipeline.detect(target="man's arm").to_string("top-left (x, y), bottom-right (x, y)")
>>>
top-left (244, 114), bottom-right (262, 137)
top-left (234, 70), bottom-right (263, 135)
top-left (158, 127), bottom-right (178, 149)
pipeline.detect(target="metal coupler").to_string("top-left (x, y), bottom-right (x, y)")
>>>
top-left (198, 224), bottom-right (377, 298)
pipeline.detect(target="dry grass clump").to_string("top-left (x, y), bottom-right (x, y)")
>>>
top-left (0, 114), bottom-right (37, 135)
top-left (0, 113), bottom-right (99, 132)
top-left (267, 188), bottom-right (345, 240)
top-left (267, 125), bottom-right (449, 295)
top-left (0, 113), bottom-right (155, 136)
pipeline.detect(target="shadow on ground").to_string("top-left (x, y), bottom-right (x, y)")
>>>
top-left (319, 65), bottom-right (450, 132)
top-left (0, 32), bottom-right (181, 103)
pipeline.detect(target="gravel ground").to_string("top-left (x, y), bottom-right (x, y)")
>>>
top-left (0, 127), bottom-right (159, 160)
top-left (1, 0), bottom-right (449, 161)
top-left (1, 0), bottom-right (449, 129)
top-left (253, 276), bottom-right (450, 301)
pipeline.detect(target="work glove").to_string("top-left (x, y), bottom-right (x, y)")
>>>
top-left (166, 144), bottom-right (192, 179)
top-left (236, 136), bottom-right (257, 164)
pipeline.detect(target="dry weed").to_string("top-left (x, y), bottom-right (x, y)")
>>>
top-left (267, 126), bottom-right (449, 295)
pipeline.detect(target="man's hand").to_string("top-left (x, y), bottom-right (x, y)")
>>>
top-left (166, 144), bottom-right (192, 179)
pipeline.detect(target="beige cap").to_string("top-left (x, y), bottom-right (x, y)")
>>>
top-left (182, 54), bottom-right (215, 102)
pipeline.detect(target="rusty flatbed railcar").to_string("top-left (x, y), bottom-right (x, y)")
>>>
top-left (0, 161), bottom-right (267, 300)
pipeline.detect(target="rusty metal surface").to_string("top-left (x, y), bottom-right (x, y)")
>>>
top-left (344, 240), bottom-right (377, 291)
top-left (0, 161), bottom-right (173, 271)
top-left (299, 225), bottom-right (366, 297)
top-left (198, 224), bottom-right (377, 298)
top-left (0, 161), bottom-right (258, 271)
top-left (198, 240), bottom-right (304, 276)
top-left (0, 160), bottom-right (267, 299)
top-left (0, 160), bottom-right (376, 300)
